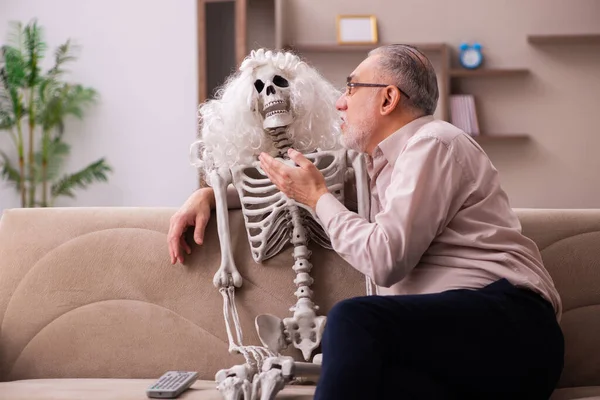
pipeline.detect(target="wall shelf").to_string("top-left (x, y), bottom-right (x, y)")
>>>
top-left (527, 34), bottom-right (600, 45)
top-left (197, 0), bottom-right (534, 155)
top-left (285, 42), bottom-right (448, 53)
top-left (450, 68), bottom-right (530, 78)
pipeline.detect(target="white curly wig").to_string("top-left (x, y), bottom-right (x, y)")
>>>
top-left (190, 48), bottom-right (343, 183)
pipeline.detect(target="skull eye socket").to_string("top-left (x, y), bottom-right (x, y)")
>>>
top-left (254, 79), bottom-right (265, 93)
top-left (273, 75), bottom-right (289, 88)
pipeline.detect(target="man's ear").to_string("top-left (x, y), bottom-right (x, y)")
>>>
top-left (380, 86), bottom-right (401, 116)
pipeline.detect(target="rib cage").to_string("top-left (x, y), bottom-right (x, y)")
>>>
top-left (231, 149), bottom-right (348, 263)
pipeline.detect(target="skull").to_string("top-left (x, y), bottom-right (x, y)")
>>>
top-left (253, 65), bottom-right (293, 130)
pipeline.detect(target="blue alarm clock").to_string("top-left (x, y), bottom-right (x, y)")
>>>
top-left (459, 42), bottom-right (483, 69)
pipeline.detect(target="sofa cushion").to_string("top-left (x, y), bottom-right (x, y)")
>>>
top-left (3, 380), bottom-right (600, 400)
top-left (550, 386), bottom-right (600, 400)
top-left (0, 207), bottom-right (365, 381)
top-left (0, 379), bottom-right (316, 399)
top-left (515, 209), bottom-right (600, 388)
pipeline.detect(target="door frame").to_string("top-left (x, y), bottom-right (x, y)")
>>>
top-left (197, 0), bottom-right (247, 104)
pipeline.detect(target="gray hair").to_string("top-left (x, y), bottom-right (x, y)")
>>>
top-left (368, 44), bottom-right (439, 115)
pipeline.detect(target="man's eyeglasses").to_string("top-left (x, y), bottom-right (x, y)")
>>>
top-left (345, 81), bottom-right (411, 99)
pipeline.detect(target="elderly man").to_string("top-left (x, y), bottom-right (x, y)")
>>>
top-left (168, 44), bottom-right (564, 399)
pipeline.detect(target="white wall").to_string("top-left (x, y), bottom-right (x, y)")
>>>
top-left (0, 0), bottom-right (199, 213)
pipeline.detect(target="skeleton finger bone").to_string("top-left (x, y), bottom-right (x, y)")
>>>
top-left (260, 356), bottom-right (322, 387)
top-left (252, 367), bottom-right (287, 400)
top-left (267, 357), bottom-right (322, 380)
top-left (215, 363), bottom-right (255, 400)
top-left (262, 356), bottom-right (296, 379)
top-left (312, 353), bottom-right (322, 365)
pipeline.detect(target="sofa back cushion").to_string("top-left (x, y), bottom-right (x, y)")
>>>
top-left (0, 207), bottom-right (365, 381)
top-left (1, 207), bottom-right (599, 388)
top-left (516, 209), bottom-right (600, 388)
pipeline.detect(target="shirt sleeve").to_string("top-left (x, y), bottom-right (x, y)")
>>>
top-left (315, 136), bottom-right (467, 287)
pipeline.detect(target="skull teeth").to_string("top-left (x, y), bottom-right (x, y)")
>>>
top-left (265, 100), bottom-right (285, 108)
top-left (266, 110), bottom-right (288, 118)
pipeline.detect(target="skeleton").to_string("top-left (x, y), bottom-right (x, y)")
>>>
top-left (190, 49), bottom-right (372, 400)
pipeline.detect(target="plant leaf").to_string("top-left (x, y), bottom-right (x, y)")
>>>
top-left (1, 47), bottom-right (27, 114)
top-left (1, 21), bottom-right (28, 121)
top-left (0, 151), bottom-right (21, 187)
top-left (62, 84), bottom-right (98, 120)
top-left (37, 82), bottom-right (97, 132)
top-left (23, 19), bottom-right (46, 88)
top-left (0, 108), bottom-right (14, 130)
top-left (51, 158), bottom-right (112, 200)
top-left (34, 136), bottom-right (70, 182)
top-left (47, 39), bottom-right (78, 79)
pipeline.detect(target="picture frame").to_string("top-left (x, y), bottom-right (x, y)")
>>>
top-left (336, 15), bottom-right (379, 45)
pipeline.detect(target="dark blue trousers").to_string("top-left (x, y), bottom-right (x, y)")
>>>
top-left (313, 279), bottom-right (564, 400)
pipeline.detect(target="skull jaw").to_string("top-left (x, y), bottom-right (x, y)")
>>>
top-left (263, 112), bottom-right (293, 130)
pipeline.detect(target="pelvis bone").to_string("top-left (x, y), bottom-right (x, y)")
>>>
top-left (256, 297), bottom-right (326, 361)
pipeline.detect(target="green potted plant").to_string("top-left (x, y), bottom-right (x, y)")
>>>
top-left (0, 19), bottom-right (111, 207)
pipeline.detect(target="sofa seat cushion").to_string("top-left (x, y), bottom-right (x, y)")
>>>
top-left (551, 386), bottom-right (600, 400)
top-left (0, 378), bottom-right (316, 399)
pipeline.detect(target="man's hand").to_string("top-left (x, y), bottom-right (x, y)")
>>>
top-left (167, 188), bottom-right (214, 264)
top-left (258, 148), bottom-right (329, 209)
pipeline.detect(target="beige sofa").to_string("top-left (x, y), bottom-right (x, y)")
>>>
top-left (0, 207), bottom-right (599, 399)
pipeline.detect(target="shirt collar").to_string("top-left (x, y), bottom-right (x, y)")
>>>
top-left (374, 115), bottom-right (435, 165)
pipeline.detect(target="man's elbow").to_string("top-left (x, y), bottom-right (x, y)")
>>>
top-left (371, 264), bottom-right (406, 288)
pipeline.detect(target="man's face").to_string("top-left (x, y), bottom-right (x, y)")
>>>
top-left (335, 55), bottom-right (382, 153)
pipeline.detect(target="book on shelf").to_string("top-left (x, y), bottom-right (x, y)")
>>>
top-left (449, 94), bottom-right (480, 136)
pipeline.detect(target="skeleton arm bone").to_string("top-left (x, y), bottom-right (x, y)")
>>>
top-left (348, 150), bottom-right (376, 295)
top-left (347, 150), bottom-right (370, 221)
top-left (209, 169), bottom-right (243, 288)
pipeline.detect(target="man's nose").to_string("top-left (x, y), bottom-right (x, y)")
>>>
top-left (335, 93), bottom-right (347, 111)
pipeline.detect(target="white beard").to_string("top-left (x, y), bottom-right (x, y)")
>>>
top-left (341, 118), bottom-right (375, 153)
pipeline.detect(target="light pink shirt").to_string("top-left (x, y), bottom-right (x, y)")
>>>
top-left (316, 115), bottom-right (562, 319)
